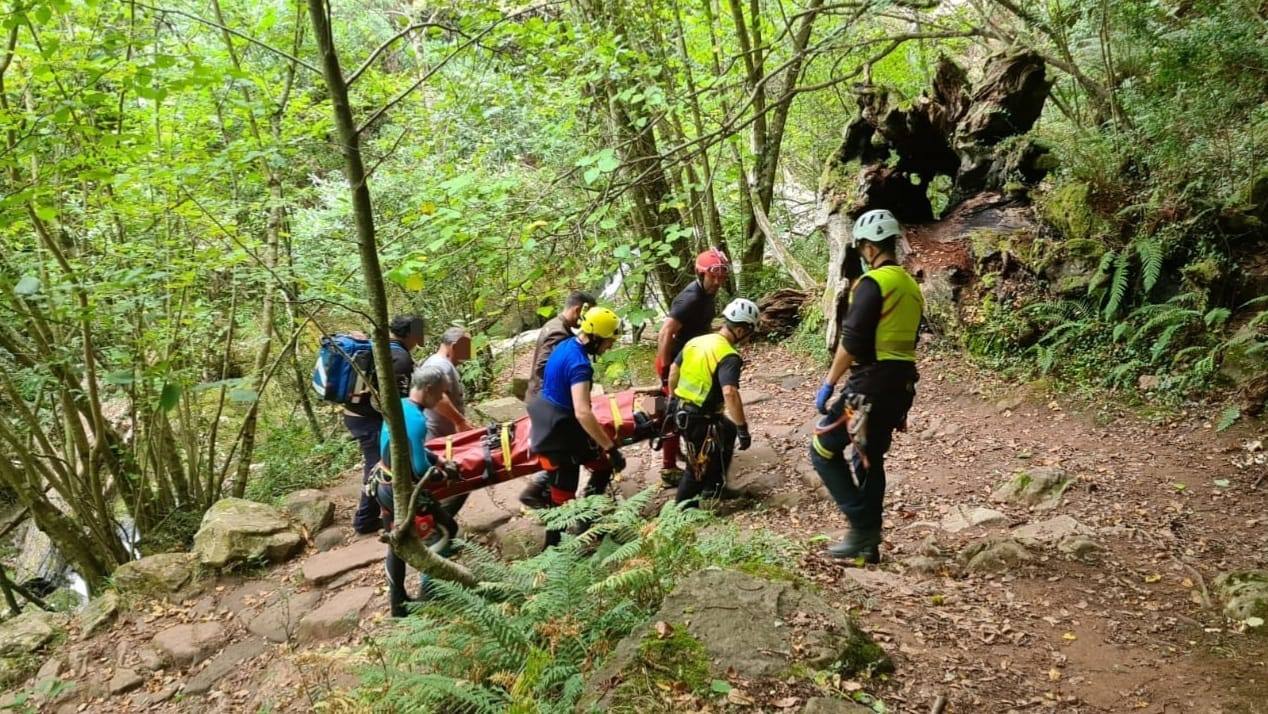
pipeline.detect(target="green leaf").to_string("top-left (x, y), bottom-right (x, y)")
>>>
top-left (709, 680), bottom-right (731, 695)
top-left (666, 255), bottom-right (681, 269)
top-left (14, 275), bottom-right (40, 296)
top-left (1215, 406), bottom-right (1240, 432)
top-left (596, 150), bottom-right (620, 173)
top-left (159, 383), bottom-right (181, 412)
top-left (1247, 616), bottom-right (1264, 628)
top-left (583, 167), bottom-right (602, 185)
top-left (34, 204), bottom-right (56, 222)
top-left (104, 370), bottom-right (135, 386)
top-left (1212, 479), bottom-right (1230, 488)
top-left (536, 306), bottom-right (556, 319)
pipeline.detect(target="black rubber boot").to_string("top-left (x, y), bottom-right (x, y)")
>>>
top-left (825, 529), bottom-right (882, 564)
top-left (518, 472), bottom-right (551, 509)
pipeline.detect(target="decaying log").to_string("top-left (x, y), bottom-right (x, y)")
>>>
top-left (757, 289), bottom-right (812, 339)
top-left (817, 50), bottom-right (1053, 348)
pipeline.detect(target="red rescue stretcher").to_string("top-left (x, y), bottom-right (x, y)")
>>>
top-left (422, 389), bottom-right (662, 500)
top-left (382, 389), bottom-right (664, 544)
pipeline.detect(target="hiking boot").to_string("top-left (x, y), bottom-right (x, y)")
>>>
top-left (825, 529), bottom-right (881, 563)
top-left (519, 474), bottom-right (551, 509)
top-left (660, 468), bottom-right (684, 488)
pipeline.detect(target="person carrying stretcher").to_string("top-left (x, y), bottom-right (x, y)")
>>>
top-left (372, 364), bottom-right (454, 617)
top-left (668, 298), bottom-right (759, 505)
top-left (527, 306), bottom-right (625, 547)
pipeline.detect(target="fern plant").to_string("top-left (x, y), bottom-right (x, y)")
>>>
top-left (358, 490), bottom-right (799, 714)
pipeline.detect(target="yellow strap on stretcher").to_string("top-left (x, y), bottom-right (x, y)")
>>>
top-left (444, 437), bottom-right (453, 461)
top-left (608, 396), bottom-right (623, 431)
top-left (500, 423), bottom-right (512, 473)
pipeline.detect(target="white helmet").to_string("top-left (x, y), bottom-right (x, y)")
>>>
top-left (722, 298), bottom-right (760, 327)
top-left (851, 209), bottom-right (902, 246)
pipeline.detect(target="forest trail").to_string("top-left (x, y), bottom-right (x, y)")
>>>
top-left (731, 344), bottom-right (1268, 713)
top-left (12, 344), bottom-right (1266, 713)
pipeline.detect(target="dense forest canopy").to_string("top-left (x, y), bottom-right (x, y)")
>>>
top-left (0, 0), bottom-right (1264, 605)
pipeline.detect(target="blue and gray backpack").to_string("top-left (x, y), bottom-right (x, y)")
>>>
top-left (311, 334), bottom-right (375, 405)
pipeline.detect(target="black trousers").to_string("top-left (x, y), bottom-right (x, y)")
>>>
top-left (809, 388), bottom-right (912, 532)
top-left (344, 413), bottom-right (384, 532)
top-left (675, 414), bottom-right (737, 505)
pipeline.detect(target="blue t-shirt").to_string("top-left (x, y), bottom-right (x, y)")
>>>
top-left (539, 336), bottom-right (594, 410)
top-left (379, 398), bottom-right (435, 479)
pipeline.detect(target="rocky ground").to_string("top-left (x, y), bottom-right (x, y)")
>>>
top-left (1, 343), bottom-right (1264, 713)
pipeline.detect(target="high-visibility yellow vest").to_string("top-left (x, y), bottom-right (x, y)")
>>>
top-left (853, 265), bottom-right (922, 362)
top-left (673, 333), bottom-right (737, 408)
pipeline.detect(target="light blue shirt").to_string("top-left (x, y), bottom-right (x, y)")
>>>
top-left (379, 398), bottom-right (435, 479)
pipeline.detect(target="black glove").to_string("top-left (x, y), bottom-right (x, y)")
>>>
top-left (607, 447), bottom-right (627, 472)
top-left (736, 424), bottom-right (752, 451)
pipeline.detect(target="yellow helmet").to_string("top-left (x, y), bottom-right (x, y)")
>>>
top-left (578, 306), bottom-right (620, 339)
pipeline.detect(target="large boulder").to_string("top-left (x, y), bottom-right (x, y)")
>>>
top-left (1214, 570), bottom-right (1268, 622)
top-left (581, 570), bottom-right (889, 710)
top-left (193, 498), bottom-right (304, 568)
top-left (0, 610), bottom-right (65, 657)
top-left (281, 489), bottom-right (335, 534)
top-left (990, 467), bottom-right (1073, 510)
top-left (78, 590), bottom-right (121, 638)
top-left (114, 552), bottom-right (200, 596)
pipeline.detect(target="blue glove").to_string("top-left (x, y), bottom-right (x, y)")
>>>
top-left (815, 382), bottom-right (835, 414)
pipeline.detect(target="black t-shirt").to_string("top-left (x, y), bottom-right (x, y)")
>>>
top-left (840, 264), bottom-right (917, 395)
top-left (346, 339), bottom-right (414, 418)
top-left (668, 280), bottom-right (716, 358)
top-left (674, 350), bottom-right (742, 413)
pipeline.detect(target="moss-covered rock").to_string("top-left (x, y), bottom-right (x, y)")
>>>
top-left (1036, 180), bottom-right (1111, 244)
top-left (579, 570), bottom-right (890, 712)
top-left (990, 467), bottom-right (1073, 510)
top-left (114, 551), bottom-right (200, 596)
top-left (1214, 570), bottom-right (1268, 622)
top-left (1218, 323), bottom-right (1268, 386)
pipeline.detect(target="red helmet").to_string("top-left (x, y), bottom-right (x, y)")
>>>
top-left (695, 248), bottom-right (731, 276)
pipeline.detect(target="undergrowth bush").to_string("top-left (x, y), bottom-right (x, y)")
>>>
top-left (245, 421), bottom-right (358, 504)
top-left (357, 490), bottom-right (799, 713)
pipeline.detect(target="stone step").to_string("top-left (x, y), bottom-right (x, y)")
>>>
top-left (246, 591), bottom-right (323, 644)
top-left (184, 638), bottom-right (269, 695)
top-left (297, 587), bottom-right (376, 643)
top-left (301, 536), bottom-right (384, 584)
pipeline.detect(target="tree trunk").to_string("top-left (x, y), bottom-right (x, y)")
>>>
top-left (306, 0), bottom-right (474, 585)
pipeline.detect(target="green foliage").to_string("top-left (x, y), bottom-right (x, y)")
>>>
top-left (244, 422), bottom-right (357, 505)
top-left (595, 344), bottom-right (659, 390)
top-left (357, 491), bottom-right (799, 713)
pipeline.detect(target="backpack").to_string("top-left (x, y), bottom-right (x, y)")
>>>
top-left (311, 334), bottom-right (375, 405)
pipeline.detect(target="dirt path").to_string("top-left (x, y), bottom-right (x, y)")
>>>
top-left (13, 343), bottom-right (1265, 713)
top-left (728, 344), bottom-right (1268, 713)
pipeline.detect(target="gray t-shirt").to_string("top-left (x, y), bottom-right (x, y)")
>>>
top-left (421, 353), bottom-right (465, 439)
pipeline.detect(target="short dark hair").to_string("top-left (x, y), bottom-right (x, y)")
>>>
top-left (564, 291), bottom-right (595, 310)
top-left (871, 237), bottom-right (897, 255)
top-left (389, 314), bottom-right (424, 339)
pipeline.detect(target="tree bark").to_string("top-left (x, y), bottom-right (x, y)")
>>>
top-left (306, 0), bottom-right (474, 586)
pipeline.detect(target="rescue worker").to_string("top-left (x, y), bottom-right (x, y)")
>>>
top-left (654, 248), bottom-right (730, 487)
top-left (811, 209), bottom-right (922, 564)
top-left (421, 326), bottom-right (475, 518)
top-left (668, 298), bottom-right (759, 505)
top-left (374, 364), bottom-right (451, 617)
top-left (527, 306), bottom-right (625, 547)
top-left (519, 291), bottom-right (596, 509)
top-left (347, 314), bottom-right (424, 535)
